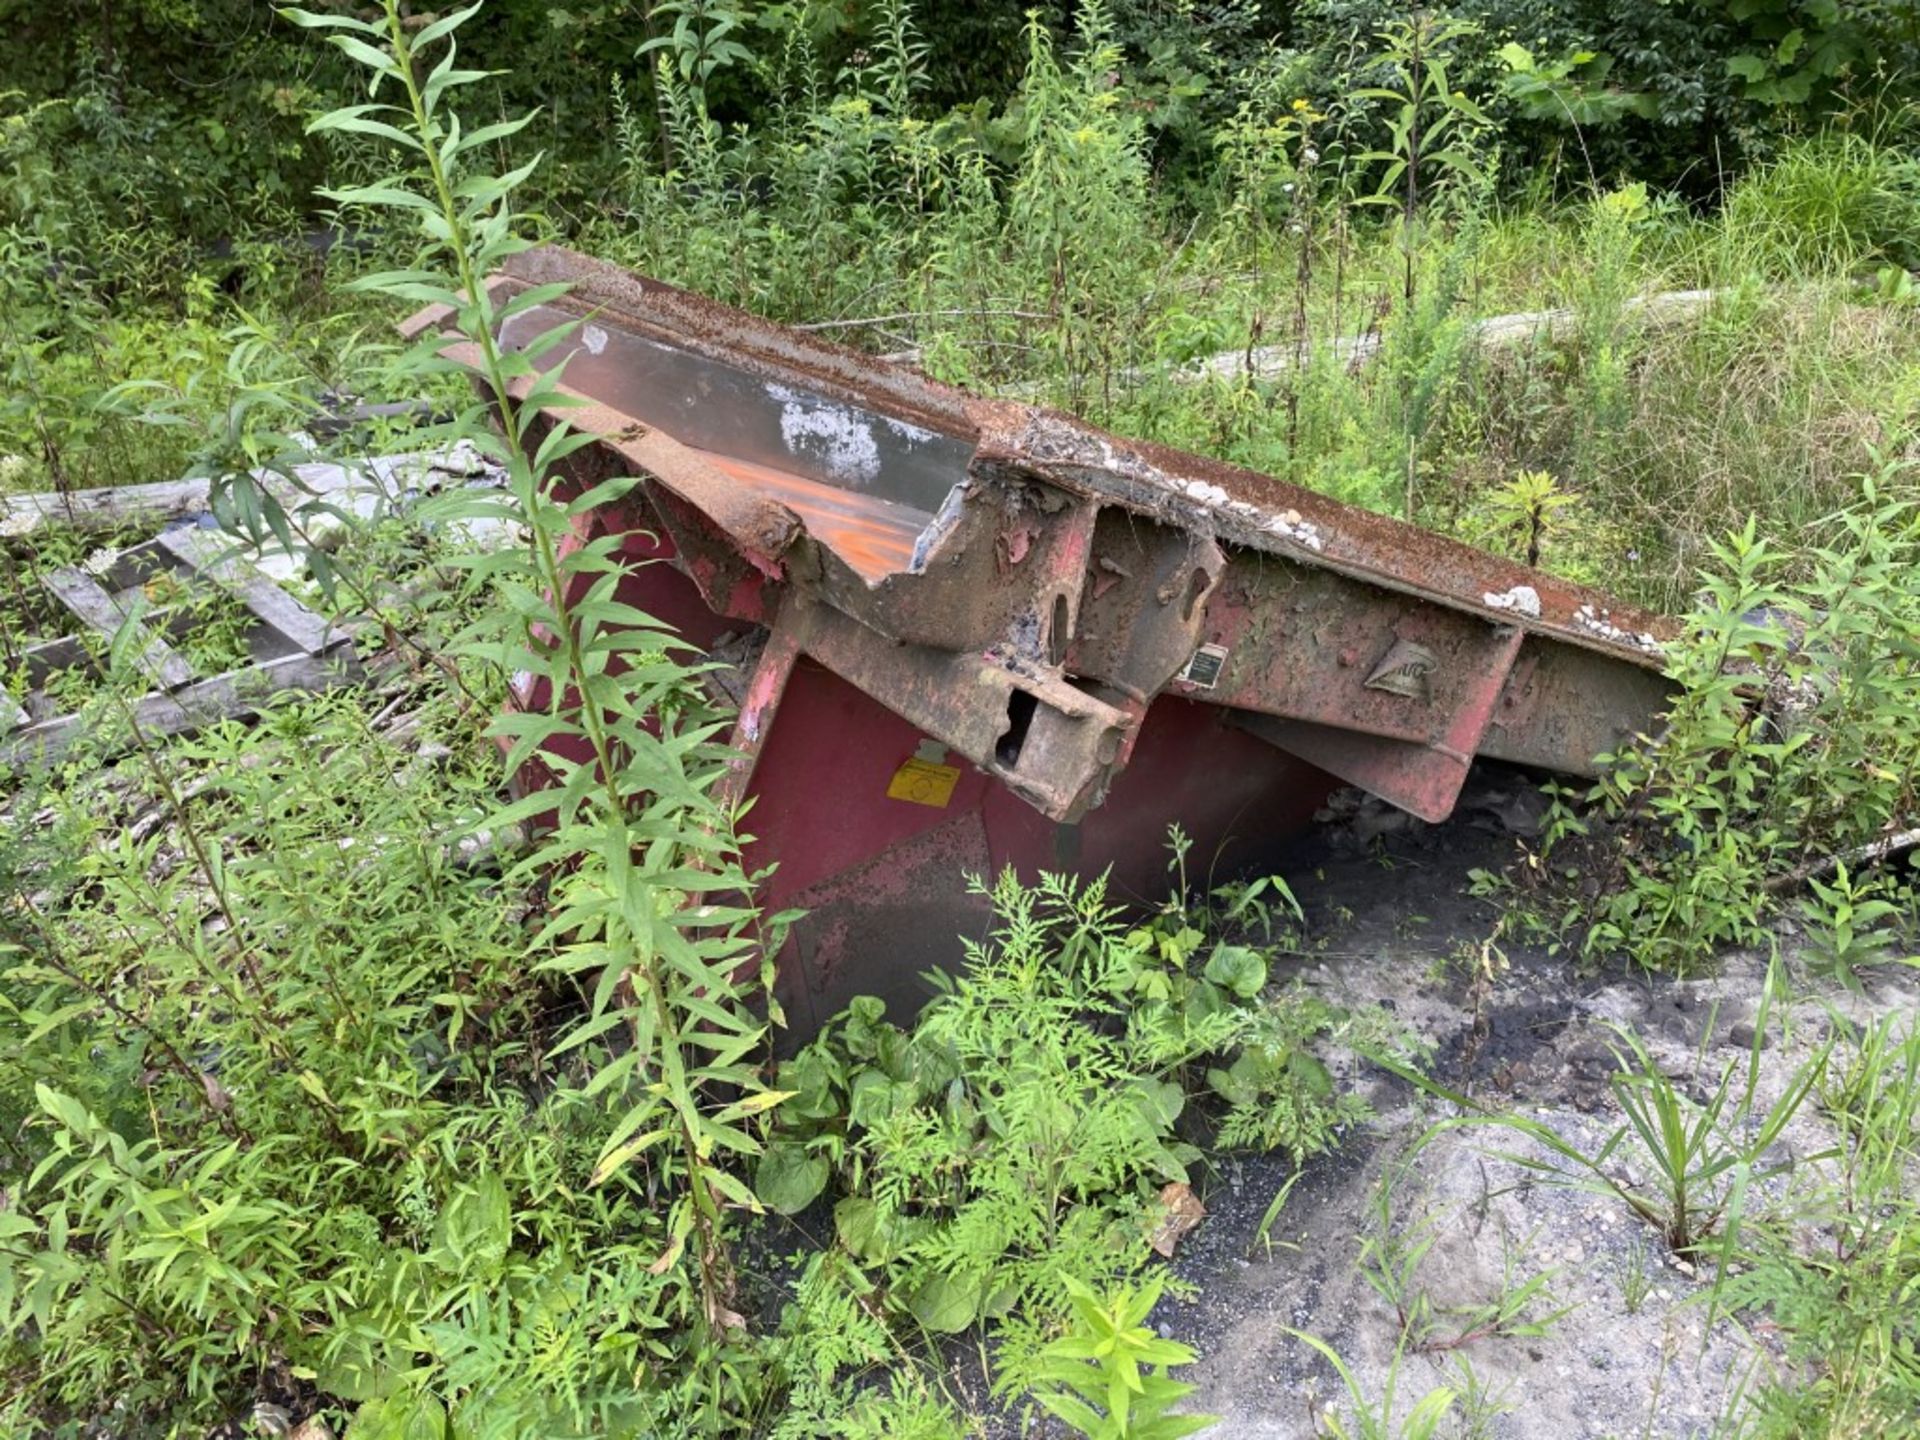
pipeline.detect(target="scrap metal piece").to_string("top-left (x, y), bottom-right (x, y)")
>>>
top-left (405, 248), bottom-right (1691, 1022)
top-left (1240, 626), bottom-right (1527, 823)
top-left (411, 245), bottom-right (1678, 832)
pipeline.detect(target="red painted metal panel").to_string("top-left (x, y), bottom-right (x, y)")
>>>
top-left (742, 664), bottom-right (1333, 1027)
top-left (412, 249), bottom-right (1683, 1029)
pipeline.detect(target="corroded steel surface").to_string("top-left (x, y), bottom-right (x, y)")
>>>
top-left (414, 247), bottom-right (1682, 1022)
top-left (698, 453), bottom-right (926, 582)
top-left (415, 245), bottom-right (1679, 825)
top-left (460, 246), bottom-right (1675, 661)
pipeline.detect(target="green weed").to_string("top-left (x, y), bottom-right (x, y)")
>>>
top-left (1798, 863), bottom-right (1917, 989)
top-left (1287, 1328), bottom-right (1457, 1440)
top-left (761, 863), bottom-right (1409, 1353)
top-left (1023, 1273), bottom-right (1216, 1440)
top-left (1395, 1002), bottom-right (1830, 1260)
top-left (1547, 470), bottom-right (1920, 972)
top-left (1724, 1015), bottom-right (1920, 1434)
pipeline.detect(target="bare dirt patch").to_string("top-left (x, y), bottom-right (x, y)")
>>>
top-left (1149, 775), bottom-right (1920, 1439)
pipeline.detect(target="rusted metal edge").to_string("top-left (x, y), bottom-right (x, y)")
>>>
top-left (435, 337), bottom-right (806, 573)
top-left (436, 247), bottom-right (1675, 671)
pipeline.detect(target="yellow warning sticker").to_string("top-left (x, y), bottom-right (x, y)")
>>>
top-left (887, 756), bottom-right (961, 808)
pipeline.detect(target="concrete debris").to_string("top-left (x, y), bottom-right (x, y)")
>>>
top-left (1170, 290), bottom-right (1719, 386)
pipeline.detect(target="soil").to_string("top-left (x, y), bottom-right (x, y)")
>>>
top-left (1140, 771), bottom-right (1920, 1440)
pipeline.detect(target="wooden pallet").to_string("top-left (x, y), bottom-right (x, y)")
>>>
top-left (2, 524), bottom-right (361, 766)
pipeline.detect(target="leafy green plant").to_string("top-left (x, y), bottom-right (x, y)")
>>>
top-left (785, 870), bottom-right (1202, 1339)
top-left (1725, 1013), bottom-right (1920, 1434)
top-left (1437, 1354), bottom-right (1512, 1440)
top-left (1552, 471), bottom-right (1920, 972)
top-left (762, 861), bottom-right (1405, 1346)
top-left (0, 680), bottom-right (610, 1434)
top-left (641, 0), bottom-right (756, 108)
top-left (1620, 1240), bottom-right (1654, 1316)
top-left (1351, 13), bottom-right (1491, 306)
top-left (751, 1251), bottom-right (968, 1440)
top-left (1026, 1273), bottom-right (1217, 1440)
top-left (1005, 1), bottom-right (1159, 410)
top-left (1798, 862), bottom-right (1916, 988)
top-left (1470, 467), bottom-right (1576, 568)
top-left (287, 0), bottom-right (792, 1360)
top-left (1249, 1167), bottom-right (1305, 1261)
top-left (1494, 43), bottom-right (1656, 128)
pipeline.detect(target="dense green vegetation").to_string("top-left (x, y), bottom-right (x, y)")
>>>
top-left (2, 2), bottom-right (1919, 1437)
top-left (7, 2), bottom-right (1919, 607)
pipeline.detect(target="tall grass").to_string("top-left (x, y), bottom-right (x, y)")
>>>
top-left (5, 0), bottom-right (1915, 600)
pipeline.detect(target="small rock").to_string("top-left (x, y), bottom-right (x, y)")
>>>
top-left (1565, 1035), bottom-right (1614, 1076)
top-left (1725, 1021), bottom-right (1767, 1051)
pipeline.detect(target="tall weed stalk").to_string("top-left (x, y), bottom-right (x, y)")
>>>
top-left (282, 0), bottom-right (784, 1377)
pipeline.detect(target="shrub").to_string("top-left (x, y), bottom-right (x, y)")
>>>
top-left (1548, 467), bottom-right (1920, 972)
top-left (762, 865), bottom-right (1409, 1354)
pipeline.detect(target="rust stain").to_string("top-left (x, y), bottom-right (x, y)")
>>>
top-left (424, 245), bottom-right (1682, 837)
top-left (696, 451), bottom-right (924, 583)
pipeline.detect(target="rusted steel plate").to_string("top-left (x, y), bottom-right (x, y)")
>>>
top-left (1236, 626), bottom-right (1527, 823)
top-left (698, 453), bottom-right (926, 583)
top-left (412, 247), bottom-right (1677, 852)
top-left (455, 247), bottom-right (1674, 663)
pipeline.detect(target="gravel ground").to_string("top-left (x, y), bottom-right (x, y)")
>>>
top-left (1142, 775), bottom-right (1920, 1440)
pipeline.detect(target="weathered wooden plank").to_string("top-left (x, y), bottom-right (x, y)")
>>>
top-left (42, 566), bottom-right (196, 691)
top-left (19, 634), bottom-right (86, 689)
top-left (0, 476), bottom-right (211, 538)
top-left (153, 527), bottom-right (343, 657)
top-left (0, 651), bottom-right (362, 769)
top-left (0, 452), bottom-right (492, 541)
